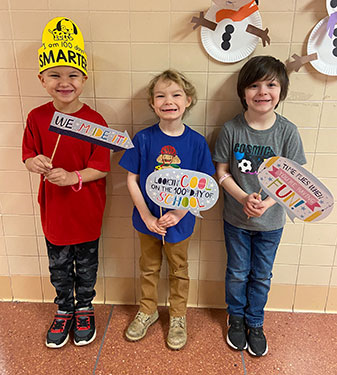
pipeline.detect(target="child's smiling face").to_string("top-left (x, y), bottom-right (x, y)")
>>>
top-left (151, 79), bottom-right (192, 123)
top-left (38, 66), bottom-right (87, 112)
top-left (244, 78), bottom-right (281, 115)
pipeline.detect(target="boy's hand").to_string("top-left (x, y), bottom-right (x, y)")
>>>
top-left (158, 210), bottom-right (188, 228)
top-left (25, 155), bottom-right (52, 174)
top-left (244, 200), bottom-right (269, 218)
top-left (243, 192), bottom-right (266, 218)
top-left (143, 215), bottom-right (167, 236)
top-left (44, 168), bottom-right (78, 187)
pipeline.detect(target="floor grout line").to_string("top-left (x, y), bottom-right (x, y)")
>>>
top-left (241, 351), bottom-right (247, 375)
top-left (93, 304), bottom-right (114, 375)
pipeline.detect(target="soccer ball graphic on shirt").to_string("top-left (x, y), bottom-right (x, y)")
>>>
top-left (238, 159), bottom-right (252, 173)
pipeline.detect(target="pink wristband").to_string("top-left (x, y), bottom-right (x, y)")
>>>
top-left (219, 173), bottom-right (231, 185)
top-left (71, 171), bottom-right (82, 192)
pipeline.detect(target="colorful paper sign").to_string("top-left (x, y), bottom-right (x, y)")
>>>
top-left (38, 17), bottom-right (88, 75)
top-left (146, 169), bottom-right (219, 218)
top-left (49, 111), bottom-right (134, 152)
top-left (258, 157), bottom-right (334, 223)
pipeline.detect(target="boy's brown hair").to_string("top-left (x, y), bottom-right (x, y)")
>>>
top-left (237, 56), bottom-right (289, 110)
top-left (147, 69), bottom-right (197, 115)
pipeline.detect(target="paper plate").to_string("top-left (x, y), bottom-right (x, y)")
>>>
top-left (307, 16), bottom-right (337, 76)
top-left (201, 4), bottom-right (262, 63)
top-left (326, 0), bottom-right (337, 15)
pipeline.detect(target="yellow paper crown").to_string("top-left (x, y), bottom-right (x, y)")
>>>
top-left (38, 17), bottom-right (87, 75)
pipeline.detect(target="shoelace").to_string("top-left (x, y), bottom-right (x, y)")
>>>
top-left (135, 312), bottom-right (151, 325)
top-left (76, 315), bottom-right (90, 329)
top-left (51, 318), bottom-right (66, 332)
top-left (170, 317), bottom-right (185, 329)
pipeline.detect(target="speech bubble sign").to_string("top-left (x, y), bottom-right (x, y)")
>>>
top-left (49, 111), bottom-right (134, 152)
top-left (146, 169), bottom-right (219, 218)
top-left (258, 156), bottom-right (334, 222)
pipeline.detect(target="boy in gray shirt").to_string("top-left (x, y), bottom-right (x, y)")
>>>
top-left (213, 56), bottom-right (306, 357)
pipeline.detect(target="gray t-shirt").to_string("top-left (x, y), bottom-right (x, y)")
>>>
top-left (213, 112), bottom-right (307, 231)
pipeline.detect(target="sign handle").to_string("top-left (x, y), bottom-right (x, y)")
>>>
top-left (50, 134), bottom-right (61, 164)
top-left (44, 134), bottom-right (61, 182)
top-left (160, 206), bottom-right (165, 245)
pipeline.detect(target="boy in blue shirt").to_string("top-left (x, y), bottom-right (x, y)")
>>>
top-left (119, 70), bottom-right (215, 350)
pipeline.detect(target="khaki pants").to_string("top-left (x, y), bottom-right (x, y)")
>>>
top-left (138, 232), bottom-right (190, 317)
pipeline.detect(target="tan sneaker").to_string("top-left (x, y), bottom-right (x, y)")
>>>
top-left (125, 310), bottom-right (159, 341)
top-left (166, 315), bottom-right (187, 350)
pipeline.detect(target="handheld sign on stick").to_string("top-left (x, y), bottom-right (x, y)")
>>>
top-left (159, 206), bottom-right (165, 245)
top-left (50, 134), bottom-right (61, 164)
top-left (49, 111), bottom-right (134, 153)
top-left (257, 156), bottom-right (334, 223)
top-left (146, 169), bottom-right (219, 219)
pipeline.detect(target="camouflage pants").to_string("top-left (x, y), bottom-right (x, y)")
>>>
top-left (46, 238), bottom-right (99, 312)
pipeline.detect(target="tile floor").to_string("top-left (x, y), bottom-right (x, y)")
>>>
top-left (0, 302), bottom-right (336, 375)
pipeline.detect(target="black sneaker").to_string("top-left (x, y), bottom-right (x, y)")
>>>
top-left (46, 312), bottom-right (73, 348)
top-left (73, 308), bottom-right (96, 346)
top-left (247, 326), bottom-right (268, 357)
top-left (226, 315), bottom-right (247, 350)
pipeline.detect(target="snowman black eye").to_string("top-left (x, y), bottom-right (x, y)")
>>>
top-left (331, 0), bottom-right (337, 8)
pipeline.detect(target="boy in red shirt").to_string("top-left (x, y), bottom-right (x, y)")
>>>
top-left (22, 17), bottom-right (110, 348)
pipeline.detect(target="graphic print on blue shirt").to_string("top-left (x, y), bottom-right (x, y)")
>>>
top-left (234, 142), bottom-right (276, 174)
top-left (155, 145), bottom-right (181, 170)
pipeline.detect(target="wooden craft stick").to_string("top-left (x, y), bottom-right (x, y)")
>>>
top-left (160, 206), bottom-right (165, 245)
top-left (43, 134), bottom-right (61, 182)
top-left (50, 134), bottom-right (61, 164)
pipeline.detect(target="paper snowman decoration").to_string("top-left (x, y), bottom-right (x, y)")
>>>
top-left (191, 0), bottom-right (270, 63)
top-left (288, 0), bottom-right (337, 75)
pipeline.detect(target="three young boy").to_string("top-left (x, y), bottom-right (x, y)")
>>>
top-left (22, 17), bottom-right (306, 357)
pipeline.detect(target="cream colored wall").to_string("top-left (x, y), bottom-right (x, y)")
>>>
top-left (0, 0), bottom-right (336, 313)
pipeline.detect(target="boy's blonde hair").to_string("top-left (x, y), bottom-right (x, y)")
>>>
top-left (147, 70), bottom-right (197, 116)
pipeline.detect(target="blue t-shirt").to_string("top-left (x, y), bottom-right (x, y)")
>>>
top-left (119, 123), bottom-right (215, 243)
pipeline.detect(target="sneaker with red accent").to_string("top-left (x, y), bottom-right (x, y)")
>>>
top-left (46, 312), bottom-right (73, 348)
top-left (73, 308), bottom-right (96, 346)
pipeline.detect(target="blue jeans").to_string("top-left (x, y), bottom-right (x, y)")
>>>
top-left (223, 221), bottom-right (283, 328)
